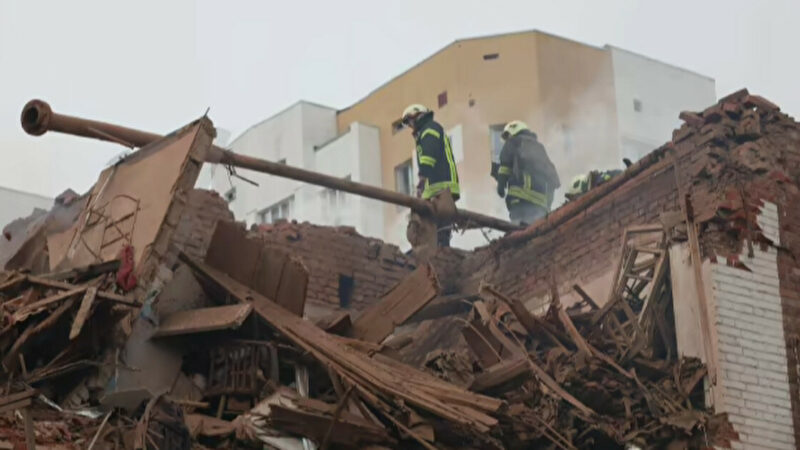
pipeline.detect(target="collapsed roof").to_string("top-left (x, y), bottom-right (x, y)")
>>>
top-left (1, 89), bottom-right (798, 448)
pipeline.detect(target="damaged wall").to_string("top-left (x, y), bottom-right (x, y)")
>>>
top-left (449, 89), bottom-right (800, 445)
top-left (709, 202), bottom-right (795, 449)
top-left (252, 222), bottom-right (466, 320)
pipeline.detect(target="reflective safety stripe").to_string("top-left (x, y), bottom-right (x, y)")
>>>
top-left (443, 134), bottom-right (459, 186)
top-left (420, 128), bottom-right (441, 140)
top-left (498, 165), bottom-right (511, 175)
top-left (422, 180), bottom-right (460, 200)
top-left (419, 156), bottom-right (436, 166)
top-left (416, 125), bottom-right (460, 200)
top-left (507, 186), bottom-right (548, 208)
top-left (523, 173), bottom-right (532, 191)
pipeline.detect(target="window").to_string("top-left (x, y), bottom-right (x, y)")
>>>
top-left (447, 125), bottom-right (464, 164)
top-left (338, 274), bottom-right (354, 308)
top-left (437, 91), bottom-right (448, 108)
top-left (321, 188), bottom-right (348, 225)
top-left (483, 53), bottom-right (499, 60)
top-left (633, 99), bottom-right (643, 112)
top-left (489, 124), bottom-right (505, 164)
top-left (278, 158), bottom-right (287, 165)
top-left (224, 187), bottom-right (236, 203)
top-left (395, 160), bottom-right (413, 196)
top-left (258, 195), bottom-right (294, 224)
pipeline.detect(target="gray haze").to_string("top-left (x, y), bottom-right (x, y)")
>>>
top-left (1, 0), bottom-right (797, 197)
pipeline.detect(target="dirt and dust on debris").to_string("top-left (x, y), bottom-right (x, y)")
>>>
top-left (4, 90), bottom-right (794, 449)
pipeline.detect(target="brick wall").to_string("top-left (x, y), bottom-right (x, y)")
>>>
top-left (453, 91), bottom-right (800, 444)
top-left (777, 186), bottom-right (800, 446)
top-left (173, 189), bottom-right (235, 260)
top-left (253, 222), bottom-right (466, 319)
top-left (711, 202), bottom-right (796, 449)
top-left (460, 145), bottom-right (684, 309)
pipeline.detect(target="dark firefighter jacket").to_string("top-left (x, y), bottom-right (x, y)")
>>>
top-left (495, 130), bottom-right (560, 209)
top-left (572, 169), bottom-right (623, 196)
top-left (414, 114), bottom-right (460, 200)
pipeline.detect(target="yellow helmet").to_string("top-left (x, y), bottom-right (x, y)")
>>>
top-left (567, 173), bottom-right (590, 197)
top-left (401, 104), bottom-right (430, 124)
top-left (502, 120), bottom-right (529, 140)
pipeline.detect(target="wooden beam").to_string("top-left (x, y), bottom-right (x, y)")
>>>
top-left (2, 297), bottom-right (77, 372)
top-left (556, 304), bottom-right (592, 355)
top-left (350, 264), bottom-right (439, 344)
top-left (180, 253), bottom-right (501, 432)
top-left (572, 284), bottom-right (599, 310)
top-left (69, 287), bottom-right (98, 340)
top-left (25, 275), bottom-right (135, 305)
top-left (469, 358), bottom-right (529, 392)
top-left (12, 286), bottom-right (86, 323)
top-left (23, 407), bottom-right (36, 450)
top-left (41, 260), bottom-right (121, 282)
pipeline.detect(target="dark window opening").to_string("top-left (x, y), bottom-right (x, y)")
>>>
top-left (483, 53), bottom-right (499, 60)
top-left (437, 91), bottom-right (448, 108)
top-left (489, 124), bottom-right (505, 164)
top-left (338, 274), bottom-right (354, 308)
top-left (278, 158), bottom-right (287, 164)
top-left (395, 159), bottom-right (413, 196)
top-left (633, 99), bottom-right (643, 112)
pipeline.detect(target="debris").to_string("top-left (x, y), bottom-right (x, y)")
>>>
top-left (349, 263), bottom-right (439, 343)
top-left (152, 303), bottom-right (252, 338)
top-left (12, 91), bottom-right (800, 448)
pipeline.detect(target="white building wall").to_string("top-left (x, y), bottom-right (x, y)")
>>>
top-left (304, 123), bottom-right (383, 239)
top-left (208, 105), bottom-right (384, 240)
top-left (0, 187), bottom-right (53, 229)
top-left (210, 102), bottom-right (338, 225)
top-left (710, 202), bottom-right (796, 449)
top-left (608, 46), bottom-right (717, 163)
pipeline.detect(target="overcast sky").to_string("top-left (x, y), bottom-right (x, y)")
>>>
top-left (1, 0), bottom-right (797, 198)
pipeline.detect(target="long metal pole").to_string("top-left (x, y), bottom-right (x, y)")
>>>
top-left (21, 100), bottom-right (519, 232)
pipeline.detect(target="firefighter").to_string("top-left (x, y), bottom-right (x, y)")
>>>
top-left (401, 104), bottom-right (460, 247)
top-left (493, 121), bottom-right (560, 226)
top-left (565, 169), bottom-right (623, 201)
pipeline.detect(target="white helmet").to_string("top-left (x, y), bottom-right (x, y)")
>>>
top-left (401, 104), bottom-right (430, 124)
top-left (567, 173), bottom-right (590, 197)
top-left (502, 120), bottom-right (529, 140)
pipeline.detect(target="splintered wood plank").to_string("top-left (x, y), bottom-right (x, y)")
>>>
top-left (0, 389), bottom-right (37, 409)
top-left (179, 253), bottom-right (500, 433)
top-left (274, 257), bottom-right (308, 317)
top-left (480, 284), bottom-right (570, 347)
top-left (572, 284), bottom-right (599, 310)
top-left (12, 286), bottom-right (86, 323)
top-left (152, 303), bottom-right (253, 338)
top-left (25, 275), bottom-right (134, 304)
top-left (350, 264), bottom-right (439, 344)
top-left (41, 260), bottom-right (121, 282)
top-left (556, 305), bottom-right (591, 355)
top-left (469, 358), bottom-right (529, 392)
top-left (3, 297), bottom-right (78, 372)
top-left (69, 287), bottom-right (98, 340)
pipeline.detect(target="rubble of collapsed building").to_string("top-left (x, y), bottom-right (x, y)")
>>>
top-left (1, 88), bottom-right (799, 449)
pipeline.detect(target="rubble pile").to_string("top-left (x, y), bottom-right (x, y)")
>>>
top-left (0, 224), bottom-right (735, 449)
top-left (3, 90), bottom-right (800, 448)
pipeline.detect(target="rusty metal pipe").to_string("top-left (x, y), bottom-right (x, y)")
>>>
top-left (22, 100), bottom-right (162, 148)
top-left (21, 100), bottom-right (520, 232)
